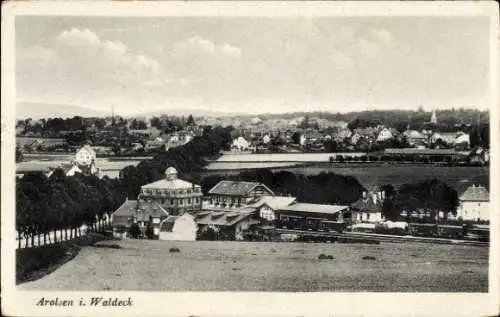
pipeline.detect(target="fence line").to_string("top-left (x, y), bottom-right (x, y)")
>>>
top-left (16, 218), bottom-right (111, 249)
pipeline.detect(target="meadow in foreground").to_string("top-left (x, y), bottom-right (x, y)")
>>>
top-left (18, 240), bottom-right (488, 292)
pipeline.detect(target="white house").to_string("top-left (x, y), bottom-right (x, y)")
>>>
top-left (350, 190), bottom-right (384, 223)
top-left (249, 195), bottom-right (297, 222)
top-left (159, 213), bottom-right (198, 241)
top-left (455, 133), bottom-right (470, 150)
top-left (262, 134), bottom-right (271, 145)
top-left (457, 185), bottom-right (489, 222)
top-left (231, 137), bottom-right (250, 151)
top-left (299, 134), bottom-right (307, 147)
top-left (75, 145), bottom-right (96, 166)
top-left (376, 128), bottom-right (393, 142)
top-left (65, 164), bottom-right (83, 177)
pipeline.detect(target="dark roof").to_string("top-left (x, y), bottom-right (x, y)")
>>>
top-left (112, 200), bottom-right (138, 217)
top-left (112, 200), bottom-right (138, 227)
top-left (459, 185), bottom-right (489, 202)
top-left (136, 201), bottom-right (169, 220)
top-left (112, 200), bottom-right (168, 224)
top-left (351, 197), bottom-right (382, 213)
top-left (196, 210), bottom-right (253, 227)
top-left (278, 203), bottom-right (349, 215)
top-left (159, 216), bottom-right (179, 232)
top-left (208, 180), bottom-right (274, 196)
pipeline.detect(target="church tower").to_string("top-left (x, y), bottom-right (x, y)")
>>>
top-left (430, 110), bottom-right (437, 125)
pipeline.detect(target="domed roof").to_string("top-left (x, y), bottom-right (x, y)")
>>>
top-left (165, 167), bottom-right (178, 180)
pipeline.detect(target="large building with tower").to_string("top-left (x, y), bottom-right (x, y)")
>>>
top-left (111, 167), bottom-right (202, 240)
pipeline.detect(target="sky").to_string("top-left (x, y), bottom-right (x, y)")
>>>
top-left (15, 16), bottom-right (490, 116)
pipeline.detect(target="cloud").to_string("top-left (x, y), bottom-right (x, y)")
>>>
top-left (55, 28), bottom-right (160, 77)
top-left (172, 36), bottom-right (241, 60)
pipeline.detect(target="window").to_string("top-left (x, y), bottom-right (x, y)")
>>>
top-left (188, 198), bottom-right (192, 204)
top-left (170, 199), bottom-right (174, 205)
top-left (179, 200), bottom-right (183, 205)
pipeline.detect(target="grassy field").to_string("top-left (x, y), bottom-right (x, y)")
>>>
top-left (283, 165), bottom-right (489, 192)
top-left (201, 164), bottom-right (489, 192)
top-left (18, 240), bottom-right (488, 292)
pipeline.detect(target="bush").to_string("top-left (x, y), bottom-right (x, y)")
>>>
top-left (129, 223), bottom-right (141, 239)
top-left (92, 243), bottom-right (121, 249)
top-left (318, 253), bottom-right (334, 260)
top-left (362, 256), bottom-right (377, 260)
top-left (169, 247), bottom-right (181, 253)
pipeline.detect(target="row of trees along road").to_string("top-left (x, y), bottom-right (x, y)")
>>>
top-left (16, 170), bottom-right (122, 248)
top-left (16, 125), bottom-right (233, 248)
top-left (381, 179), bottom-right (459, 222)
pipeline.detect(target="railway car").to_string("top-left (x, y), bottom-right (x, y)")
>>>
top-left (464, 225), bottom-right (489, 242)
top-left (318, 220), bottom-right (346, 233)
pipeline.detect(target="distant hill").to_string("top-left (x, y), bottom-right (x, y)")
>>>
top-left (16, 101), bottom-right (108, 119)
top-left (137, 108), bottom-right (247, 118)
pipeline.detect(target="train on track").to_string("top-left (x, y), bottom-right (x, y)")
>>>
top-left (278, 220), bottom-right (489, 242)
top-left (408, 223), bottom-right (489, 242)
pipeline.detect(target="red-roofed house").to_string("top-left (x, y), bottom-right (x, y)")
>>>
top-left (457, 184), bottom-right (489, 222)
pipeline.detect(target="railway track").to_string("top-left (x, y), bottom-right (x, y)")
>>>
top-left (273, 229), bottom-right (489, 247)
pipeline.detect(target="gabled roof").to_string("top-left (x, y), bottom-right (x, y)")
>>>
top-left (249, 195), bottom-right (296, 210)
top-left (350, 197), bottom-right (382, 213)
top-left (112, 200), bottom-right (169, 224)
top-left (460, 185), bottom-right (489, 202)
top-left (208, 180), bottom-right (274, 196)
top-left (136, 201), bottom-right (169, 220)
top-left (112, 200), bottom-right (138, 217)
top-left (404, 130), bottom-right (426, 139)
top-left (278, 203), bottom-right (349, 215)
top-left (196, 210), bottom-right (254, 227)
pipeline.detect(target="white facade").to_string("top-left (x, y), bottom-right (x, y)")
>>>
top-left (457, 185), bottom-right (489, 222)
top-left (75, 145), bottom-right (96, 166)
top-left (299, 135), bottom-right (307, 146)
top-left (259, 205), bottom-right (276, 221)
top-left (376, 128), bottom-right (393, 142)
top-left (262, 134), bottom-right (271, 144)
top-left (159, 214), bottom-right (198, 241)
top-left (355, 211), bottom-right (383, 223)
top-left (231, 137), bottom-right (250, 151)
top-left (457, 201), bottom-right (489, 221)
top-left (66, 165), bottom-right (83, 177)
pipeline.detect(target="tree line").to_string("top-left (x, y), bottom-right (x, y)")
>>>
top-left (200, 170), bottom-right (365, 205)
top-left (16, 171), bottom-right (122, 248)
top-left (380, 179), bottom-right (459, 222)
top-left (106, 125), bottom-right (233, 199)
